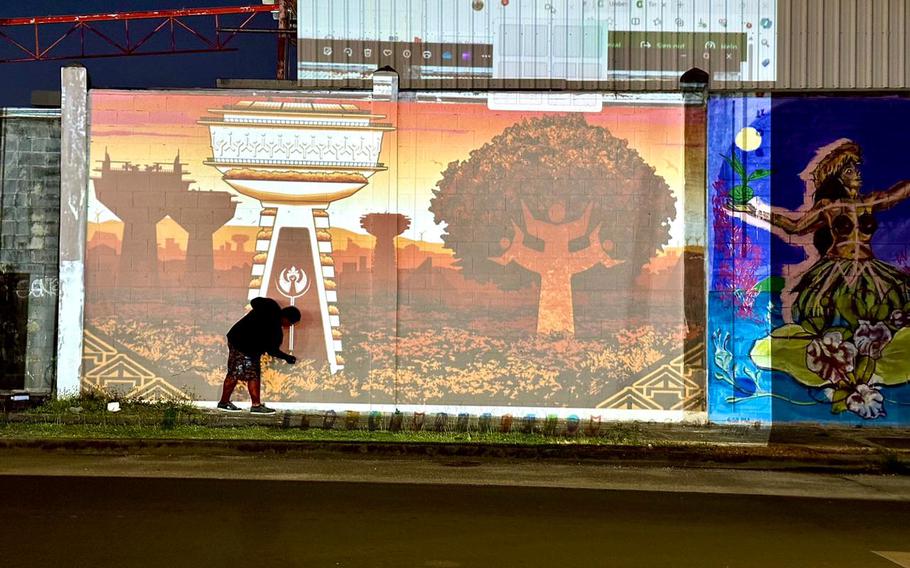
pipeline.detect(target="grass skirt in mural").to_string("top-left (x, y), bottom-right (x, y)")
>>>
top-left (226, 344), bottom-right (262, 382)
top-left (792, 257), bottom-right (910, 324)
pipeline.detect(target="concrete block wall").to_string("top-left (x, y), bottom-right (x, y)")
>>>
top-left (0, 110), bottom-right (62, 394)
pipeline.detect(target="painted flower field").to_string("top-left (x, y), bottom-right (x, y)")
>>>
top-left (88, 302), bottom-right (686, 407)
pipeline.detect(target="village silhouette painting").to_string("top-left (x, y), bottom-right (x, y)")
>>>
top-left (83, 92), bottom-right (701, 412)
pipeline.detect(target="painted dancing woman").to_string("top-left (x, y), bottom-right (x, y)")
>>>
top-left (741, 139), bottom-right (910, 324)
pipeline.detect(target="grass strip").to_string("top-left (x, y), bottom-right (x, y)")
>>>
top-left (0, 422), bottom-right (648, 446)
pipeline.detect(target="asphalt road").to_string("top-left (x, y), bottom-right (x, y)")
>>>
top-left (3, 475), bottom-right (909, 568)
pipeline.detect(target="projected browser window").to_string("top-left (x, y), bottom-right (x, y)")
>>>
top-left (297, 0), bottom-right (776, 83)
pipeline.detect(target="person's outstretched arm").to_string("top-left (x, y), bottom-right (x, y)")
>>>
top-left (267, 344), bottom-right (296, 364)
top-left (265, 327), bottom-right (296, 364)
top-left (864, 180), bottom-right (910, 211)
top-left (739, 202), bottom-right (826, 235)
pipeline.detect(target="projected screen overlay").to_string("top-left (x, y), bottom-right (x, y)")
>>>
top-left (297, 0), bottom-right (777, 83)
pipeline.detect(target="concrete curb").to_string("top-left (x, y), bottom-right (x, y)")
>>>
top-left (1, 436), bottom-right (907, 475)
top-left (4, 411), bottom-right (910, 475)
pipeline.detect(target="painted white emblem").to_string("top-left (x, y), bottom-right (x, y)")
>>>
top-left (277, 266), bottom-right (309, 299)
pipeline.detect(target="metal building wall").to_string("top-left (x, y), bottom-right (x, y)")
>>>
top-left (776, 0), bottom-right (910, 89)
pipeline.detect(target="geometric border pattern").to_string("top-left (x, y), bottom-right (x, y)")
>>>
top-left (597, 342), bottom-right (705, 411)
top-left (82, 328), bottom-right (190, 401)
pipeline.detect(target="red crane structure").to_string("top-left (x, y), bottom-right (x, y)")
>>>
top-left (0, 1), bottom-right (295, 78)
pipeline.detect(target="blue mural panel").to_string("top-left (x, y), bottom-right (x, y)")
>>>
top-left (707, 95), bottom-right (773, 425)
top-left (709, 95), bottom-right (910, 425)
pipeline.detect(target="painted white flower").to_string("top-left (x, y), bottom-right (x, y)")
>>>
top-left (846, 383), bottom-right (886, 420)
top-left (806, 331), bottom-right (857, 384)
top-left (854, 320), bottom-right (893, 360)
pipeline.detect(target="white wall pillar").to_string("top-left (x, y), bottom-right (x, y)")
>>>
top-left (55, 65), bottom-right (90, 397)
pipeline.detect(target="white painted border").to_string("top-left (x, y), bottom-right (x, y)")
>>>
top-left (0, 108), bottom-right (61, 119)
top-left (55, 261), bottom-right (84, 396)
top-left (486, 91), bottom-right (686, 112)
top-left (194, 401), bottom-right (707, 424)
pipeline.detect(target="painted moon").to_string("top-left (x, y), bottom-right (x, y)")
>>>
top-left (735, 127), bottom-right (762, 152)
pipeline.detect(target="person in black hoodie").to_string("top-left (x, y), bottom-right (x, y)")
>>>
top-left (217, 297), bottom-right (301, 414)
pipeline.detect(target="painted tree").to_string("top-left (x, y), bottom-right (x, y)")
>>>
top-left (361, 213), bottom-right (411, 306)
top-left (231, 234), bottom-right (250, 253)
top-left (430, 114), bottom-right (676, 336)
top-left (361, 213), bottom-right (411, 284)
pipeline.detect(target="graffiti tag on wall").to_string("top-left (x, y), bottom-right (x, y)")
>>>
top-left (16, 277), bottom-right (58, 299)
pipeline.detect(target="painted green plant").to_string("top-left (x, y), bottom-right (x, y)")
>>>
top-left (711, 330), bottom-right (819, 408)
top-left (750, 301), bottom-right (910, 419)
top-left (722, 152), bottom-right (772, 206)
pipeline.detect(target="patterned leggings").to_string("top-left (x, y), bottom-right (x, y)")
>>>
top-left (221, 345), bottom-right (262, 405)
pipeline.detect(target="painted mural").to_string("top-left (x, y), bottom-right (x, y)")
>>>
top-left (83, 90), bottom-right (699, 414)
top-left (709, 96), bottom-right (910, 424)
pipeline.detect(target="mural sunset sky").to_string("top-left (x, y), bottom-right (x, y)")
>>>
top-left (88, 92), bottom-right (687, 249)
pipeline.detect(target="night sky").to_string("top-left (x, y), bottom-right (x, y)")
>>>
top-left (0, 0), bottom-right (279, 107)
top-left (770, 97), bottom-right (910, 269)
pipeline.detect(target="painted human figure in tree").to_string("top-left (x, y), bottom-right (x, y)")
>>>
top-left (491, 201), bottom-right (623, 335)
top-left (430, 114), bottom-right (677, 339)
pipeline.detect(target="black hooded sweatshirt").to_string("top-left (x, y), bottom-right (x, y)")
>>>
top-left (226, 297), bottom-right (293, 361)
